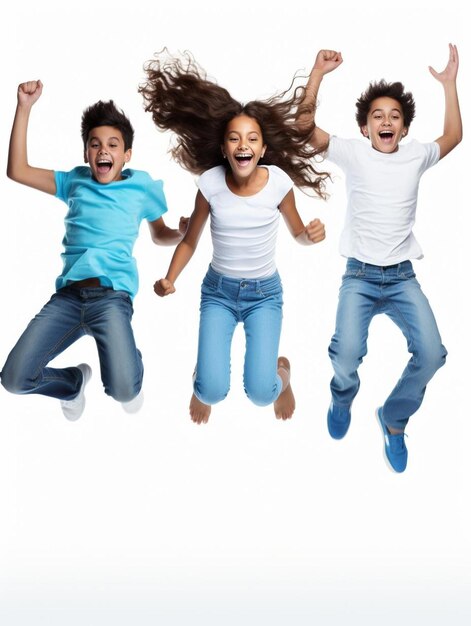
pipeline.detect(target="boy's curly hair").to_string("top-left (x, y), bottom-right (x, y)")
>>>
top-left (355, 80), bottom-right (416, 129)
top-left (139, 50), bottom-right (330, 198)
top-left (81, 100), bottom-right (134, 151)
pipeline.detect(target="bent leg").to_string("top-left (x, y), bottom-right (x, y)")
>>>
top-left (1, 292), bottom-right (85, 400)
top-left (193, 298), bottom-right (237, 406)
top-left (86, 290), bottom-right (143, 403)
top-left (243, 295), bottom-right (283, 407)
top-left (329, 275), bottom-right (377, 407)
top-left (383, 278), bottom-right (447, 430)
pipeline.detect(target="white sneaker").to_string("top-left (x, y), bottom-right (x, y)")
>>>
top-left (60, 363), bottom-right (92, 421)
top-left (121, 390), bottom-right (144, 414)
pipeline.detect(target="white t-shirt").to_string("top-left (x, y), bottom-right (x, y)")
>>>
top-left (327, 136), bottom-right (440, 265)
top-left (197, 165), bottom-right (293, 278)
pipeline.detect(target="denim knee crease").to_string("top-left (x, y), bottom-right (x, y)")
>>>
top-left (194, 265), bottom-right (284, 406)
top-left (1, 286), bottom-right (142, 402)
top-left (329, 257), bottom-right (446, 429)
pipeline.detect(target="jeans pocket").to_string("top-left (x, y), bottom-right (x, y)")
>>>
top-left (258, 286), bottom-right (280, 299)
top-left (108, 290), bottom-right (134, 315)
top-left (257, 273), bottom-right (283, 298)
top-left (342, 269), bottom-right (364, 280)
top-left (201, 277), bottom-right (219, 295)
top-left (399, 270), bottom-right (416, 280)
top-left (257, 288), bottom-right (284, 310)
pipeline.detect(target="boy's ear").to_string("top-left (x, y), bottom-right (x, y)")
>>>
top-left (402, 128), bottom-right (409, 138)
top-left (124, 148), bottom-right (132, 163)
top-left (360, 125), bottom-right (369, 138)
top-left (84, 150), bottom-right (88, 163)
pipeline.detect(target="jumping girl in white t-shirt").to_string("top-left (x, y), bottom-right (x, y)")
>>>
top-left (139, 51), bottom-right (328, 424)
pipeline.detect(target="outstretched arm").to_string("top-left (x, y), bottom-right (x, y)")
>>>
top-left (7, 80), bottom-right (56, 195)
top-left (154, 191), bottom-right (210, 296)
top-left (430, 43), bottom-right (462, 160)
top-left (148, 215), bottom-right (190, 246)
top-left (279, 190), bottom-right (326, 245)
top-left (297, 49), bottom-right (343, 151)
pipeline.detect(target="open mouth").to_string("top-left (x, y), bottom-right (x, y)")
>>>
top-left (379, 131), bottom-right (394, 142)
top-left (234, 153), bottom-right (253, 167)
top-left (96, 159), bottom-right (113, 174)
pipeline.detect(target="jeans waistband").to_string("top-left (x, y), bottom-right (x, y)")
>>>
top-left (58, 285), bottom-right (115, 300)
top-left (347, 258), bottom-right (413, 272)
top-left (206, 264), bottom-right (281, 290)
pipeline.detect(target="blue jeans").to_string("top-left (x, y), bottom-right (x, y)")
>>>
top-left (194, 265), bottom-right (283, 406)
top-left (1, 287), bottom-right (143, 402)
top-left (329, 259), bottom-right (447, 430)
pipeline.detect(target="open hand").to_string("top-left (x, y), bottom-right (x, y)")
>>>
top-left (429, 43), bottom-right (459, 84)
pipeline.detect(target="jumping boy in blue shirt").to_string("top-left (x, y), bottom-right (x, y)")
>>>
top-left (1, 79), bottom-right (186, 420)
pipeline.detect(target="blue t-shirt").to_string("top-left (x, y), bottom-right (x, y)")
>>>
top-left (54, 166), bottom-right (168, 298)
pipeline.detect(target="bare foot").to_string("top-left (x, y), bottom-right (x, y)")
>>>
top-left (274, 356), bottom-right (295, 420)
top-left (189, 393), bottom-right (211, 424)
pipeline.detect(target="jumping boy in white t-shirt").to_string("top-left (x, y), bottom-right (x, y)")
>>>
top-left (299, 44), bottom-right (462, 472)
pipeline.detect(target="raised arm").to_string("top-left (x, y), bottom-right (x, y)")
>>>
top-left (429, 43), bottom-right (462, 160)
top-left (279, 189), bottom-right (326, 246)
top-left (297, 49), bottom-right (343, 151)
top-left (154, 191), bottom-right (210, 296)
top-left (7, 80), bottom-right (56, 195)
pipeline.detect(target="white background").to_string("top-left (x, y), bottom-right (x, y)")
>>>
top-left (0, 1), bottom-right (469, 624)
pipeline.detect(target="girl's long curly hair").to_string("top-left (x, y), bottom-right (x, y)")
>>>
top-left (139, 50), bottom-right (329, 198)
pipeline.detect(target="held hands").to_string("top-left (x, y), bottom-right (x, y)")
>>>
top-left (306, 218), bottom-right (326, 243)
top-left (429, 43), bottom-right (459, 84)
top-left (17, 80), bottom-right (43, 107)
top-left (154, 278), bottom-right (176, 297)
top-left (312, 50), bottom-right (343, 76)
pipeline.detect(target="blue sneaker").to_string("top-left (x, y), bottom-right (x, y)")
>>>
top-left (327, 402), bottom-right (351, 439)
top-left (376, 407), bottom-right (408, 473)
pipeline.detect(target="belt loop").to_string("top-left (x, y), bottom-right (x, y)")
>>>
top-left (218, 274), bottom-right (224, 290)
